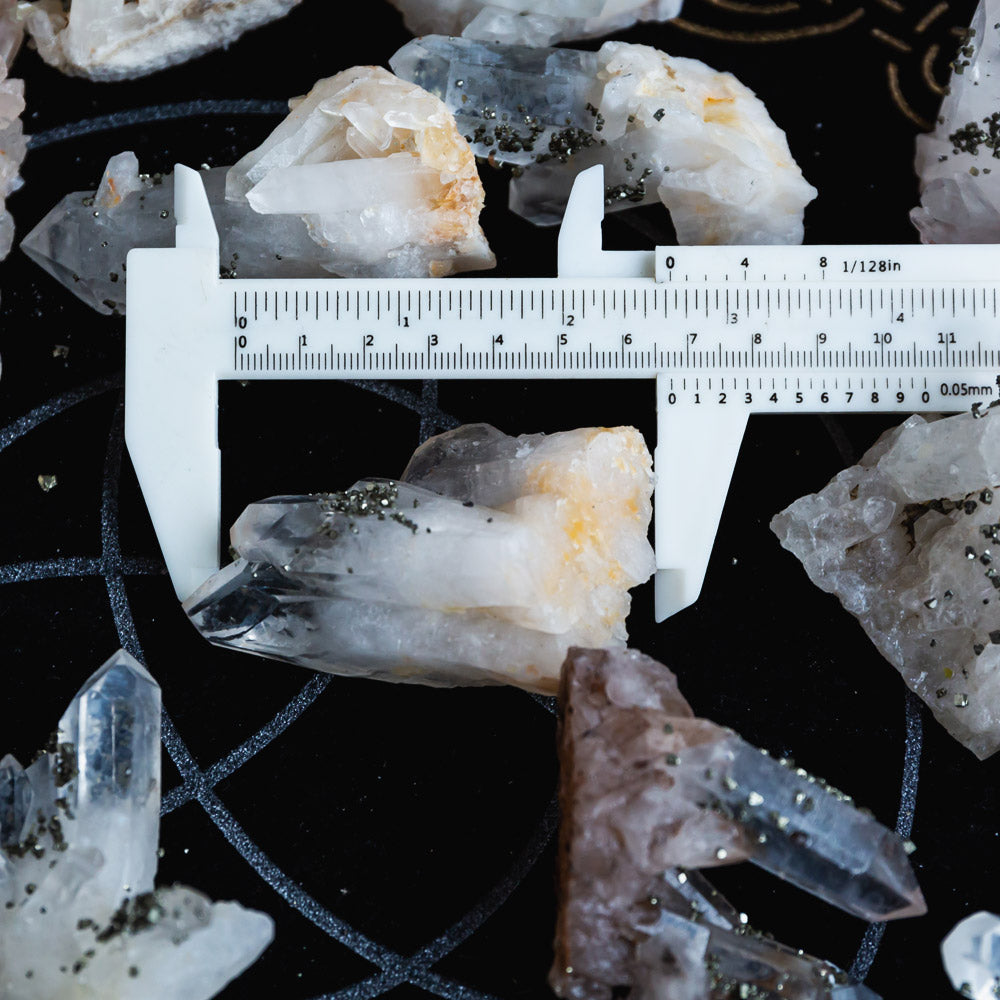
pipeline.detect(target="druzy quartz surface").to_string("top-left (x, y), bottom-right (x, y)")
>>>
top-left (0, 0), bottom-right (24, 260)
top-left (552, 647), bottom-right (922, 1000)
top-left (185, 425), bottom-right (655, 692)
top-left (772, 408), bottom-right (1000, 759)
top-left (0, 650), bottom-right (273, 998)
top-left (391, 36), bottom-right (816, 242)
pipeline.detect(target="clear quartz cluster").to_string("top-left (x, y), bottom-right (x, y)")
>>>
top-left (552, 647), bottom-right (923, 1000)
top-left (941, 911), bottom-right (1000, 1000)
top-left (911, 0), bottom-right (1000, 242)
top-left (391, 36), bottom-right (816, 242)
top-left (772, 409), bottom-right (1000, 759)
top-left (23, 67), bottom-right (495, 314)
top-left (0, 0), bottom-right (24, 260)
top-left (16, 0), bottom-right (303, 81)
top-left (386, 0), bottom-right (682, 46)
top-left (184, 425), bottom-right (655, 693)
top-left (0, 650), bottom-right (273, 997)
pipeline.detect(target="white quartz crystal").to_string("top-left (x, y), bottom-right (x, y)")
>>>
top-left (391, 36), bottom-right (816, 242)
top-left (185, 425), bottom-right (655, 693)
top-left (386, 0), bottom-right (682, 46)
top-left (0, 0), bottom-right (24, 260)
top-left (227, 66), bottom-right (495, 279)
top-left (911, 0), bottom-right (1000, 242)
top-left (772, 408), bottom-right (1000, 759)
top-left (16, 0), bottom-right (303, 81)
top-left (0, 650), bottom-right (273, 997)
top-left (941, 911), bottom-right (1000, 1000)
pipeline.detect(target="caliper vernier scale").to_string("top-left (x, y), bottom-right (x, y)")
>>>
top-left (125, 163), bottom-right (1000, 620)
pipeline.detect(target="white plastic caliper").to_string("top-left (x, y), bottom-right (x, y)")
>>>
top-left (125, 164), bottom-right (1000, 619)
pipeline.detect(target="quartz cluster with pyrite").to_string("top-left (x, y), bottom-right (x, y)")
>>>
top-left (552, 647), bottom-right (925, 1000)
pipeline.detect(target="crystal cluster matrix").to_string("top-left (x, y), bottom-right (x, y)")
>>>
top-left (0, 0), bottom-right (25, 260)
top-left (772, 409), bottom-right (1000, 759)
top-left (941, 911), bottom-right (1000, 1000)
top-left (552, 646), bottom-right (923, 1000)
top-left (391, 36), bottom-right (816, 243)
top-left (186, 425), bottom-right (655, 692)
top-left (17, 0), bottom-right (303, 80)
top-left (0, 650), bottom-right (273, 997)
top-left (387, 0), bottom-right (682, 46)
top-left (911, 0), bottom-right (1000, 241)
top-left (23, 67), bottom-right (495, 313)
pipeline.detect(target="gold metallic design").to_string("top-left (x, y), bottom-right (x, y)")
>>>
top-left (922, 42), bottom-right (946, 94)
top-left (871, 26), bottom-right (913, 51)
top-left (874, 0), bottom-right (906, 13)
top-left (701, 0), bottom-right (802, 15)
top-left (888, 60), bottom-right (933, 128)
top-left (669, 7), bottom-right (865, 42)
top-left (914, 2), bottom-right (948, 33)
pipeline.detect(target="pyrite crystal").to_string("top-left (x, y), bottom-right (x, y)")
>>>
top-left (911, 0), bottom-right (1000, 242)
top-left (552, 647), bottom-right (923, 1000)
top-left (0, 0), bottom-right (25, 260)
top-left (772, 409), bottom-right (1000, 759)
top-left (0, 650), bottom-right (273, 997)
top-left (391, 36), bottom-right (816, 242)
top-left (941, 911), bottom-right (1000, 1000)
top-left (386, 0), bottom-right (683, 46)
top-left (23, 67), bottom-right (495, 314)
top-left (16, 0), bottom-right (303, 81)
top-left (185, 425), bottom-right (655, 692)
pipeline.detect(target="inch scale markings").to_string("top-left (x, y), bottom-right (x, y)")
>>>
top-left (126, 164), bottom-right (1000, 620)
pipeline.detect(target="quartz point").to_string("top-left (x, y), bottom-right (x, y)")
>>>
top-left (184, 424), bottom-right (655, 693)
top-left (551, 646), bottom-right (923, 1000)
top-left (941, 911), bottom-right (1000, 1000)
top-left (772, 408), bottom-right (1000, 759)
top-left (24, 67), bottom-right (494, 314)
top-left (0, 649), bottom-right (273, 998)
top-left (16, 0), bottom-right (303, 81)
top-left (391, 36), bottom-right (816, 242)
top-left (0, 0), bottom-right (25, 261)
top-left (386, 0), bottom-right (683, 46)
top-left (911, 0), bottom-right (1000, 242)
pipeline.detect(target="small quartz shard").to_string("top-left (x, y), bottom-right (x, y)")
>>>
top-left (386, 0), bottom-right (683, 46)
top-left (0, 0), bottom-right (25, 261)
top-left (185, 425), bottom-right (655, 693)
top-left (912, 0), bottom-right (1000, 242)
top-left (772, 409), bottom-right (1000, 759)
top-left (24, 68), bottom-right (495, 313)
top-left (17, 0), bottom-right (303, 81)
top-left (941, 911), bottom-right (1000, 1000)
top-left (227, 66), bottom-right (495, 279)
top-left (552, 646), bottom-right (922, 1000)
top-left (0, 649), bottom-right (273, 998)
top-left (391, 36), bottom-right (816, 242)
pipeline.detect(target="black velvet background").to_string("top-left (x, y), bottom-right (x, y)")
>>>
top-left (0, 2), bottom-right (993, 998)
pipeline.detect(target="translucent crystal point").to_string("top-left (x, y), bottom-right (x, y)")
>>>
top-left (551, 646), bottom-right (921, 1000)
top-left (911, 0), bottom-right (1000, 242)
top-left (772, 409), bottom-right (1000, 759)
top-left (941, 911), bottom-right (1000, 1000)
top-left (0, 650), bottom-right (273, 998)
top-left (391, 36), bottom-right (816, 242)
top-left (17, 0), bottom-right (303, 81)
top-left (186, 425), bottom-right (654, 692)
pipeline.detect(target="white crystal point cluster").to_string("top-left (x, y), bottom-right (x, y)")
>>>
top-left (911, 0), bottom-right (1000, 242)
top-left (16, 0), bottom-right (302, 81)
top-left (0, 0), bottom-right (25, 260)
top-left (552, 647), bottom-right (909, 1000)
top-left (391, 36), bottom-right (816, 242)
top-left (185, 425), bottom-right (655, 693)
top-left (941, 911), bottom-right (1000, 1000)
top-left (0, 649), bottom-right (274, 997)
top-left (226, 66), bottom-right (495, 279)
top-left (772, 408), bottom-right (1000, 759)
top-left (386, 0), bottom-right (682, 46)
